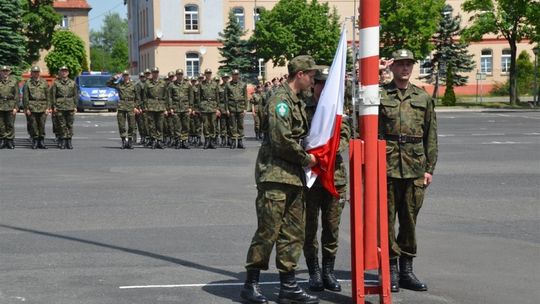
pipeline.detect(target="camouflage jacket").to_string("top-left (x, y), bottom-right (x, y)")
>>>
top-left (23, 78), bottom-right (50, 112)
top-left (225, 80), bottom-right (247, 112)
top-left (218, 84), bottom-right (227, 112)
top-left (197, 80), bottom-right (219, 113)
top-left (379, 81), bottom-right (438, 178)
top-left (106, 78), bottom-right (139, 111)
top-left (0, 77), bottom-right (20, 111)
top-left (51, 78), bottom-right (78, 111)
top-left (143, 78), bottom-right (168, 112)
top-left (250, 92), bottom-right (264, 112)
top-left (168, 80), bottom-right (193, 112)
top-left (255, 83), bottom-right (312, 187)
top-left (135, 80), bottom-right (146, 108)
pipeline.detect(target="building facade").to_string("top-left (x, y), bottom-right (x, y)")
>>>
top-left (125, 0), bottom-right (536, 94)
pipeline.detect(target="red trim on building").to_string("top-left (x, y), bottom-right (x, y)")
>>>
top-left (139, 39), bottom-right (223, 50)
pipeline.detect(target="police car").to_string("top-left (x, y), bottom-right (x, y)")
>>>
top-left (75, 71), bottom-right (119, 112)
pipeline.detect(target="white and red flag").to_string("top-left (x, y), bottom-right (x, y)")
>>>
top-left (304, 28), bottom-right (347, 197)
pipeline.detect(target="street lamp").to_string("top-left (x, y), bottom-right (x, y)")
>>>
top-left (533, 47), bottom-right (538, 106)
top-left (258, 58), bottom-right (264, 78)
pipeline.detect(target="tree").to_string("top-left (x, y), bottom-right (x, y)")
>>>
top-left (462, 0), bottom-right (539, 105)
top-left (45, 30), bottom-right (88, 78)
top-left (442, 63), bottom-right (457, 106)
top-left (380, 0), bottom-right (446, 59)
top-left (490, 50), bottom-right (538, 96)
top-left (0, 0), bottom-right (26, 74)
top-left (218, 11), bottom-right (255, 76)
top-left (420, 5), bottom-right (475, 99)
top-left (21, 0), bottom-right (62, 66)
top-left (250, 0), bottom-right (340, 67)
top-left (90, 12), bottom-right (128, 72)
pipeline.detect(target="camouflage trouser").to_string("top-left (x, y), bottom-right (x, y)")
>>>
top-left (136, 112), bottom-right (147, 139)
top-left (303, 185), bottom-right (346, 260)
top-left (163, 114), bottom-right (173, 138)
top-left (229, 111), bottom-right (245, 139)
top-left (218, 114), bottom-right (229, 137)
top-left (52, 112), bottom-right (61, 138)
top-left (117, 110), bottom-right (137, 139)
top-left (0, 110), bottom-right (15, 139)
top-left (245, 182), bottom-right (306, 273)
top-left (56, 110), bottom-right (75, 139)
top-left (26, 112), bottom-right (47, 139)
top-left (253, 110), bottom-right (262, 135)
top-left (201, 112), bottom-right (216, 139)
top-left (189, 114), bottom-right (202, 137)
top-left (388, 177), bottom-right (425, 259)
top-left (171, 112), bottom-right (190, 141)
top-left (146, 111), bottom-right (164, 141)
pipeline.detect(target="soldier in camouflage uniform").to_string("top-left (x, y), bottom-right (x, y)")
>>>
top-left (214, 75), bottom-right (225, 146)
top-left (188, 77), bottom-right (202, 146)
top-left (23, 66), bottom-right (51, 149)
top-left (250, 84), bottom-right (264, 141)
top-left (218, 74), bottom-right (231, 147)
top-left (163, 71), bottom-right (176, 147)
top-left (0, 66), bottom-right (19, 149)
top-left (379, 49), bottom-right (438, 293)
top-left (168, 69), bottom-right (193, 149)
top-left (51, 66), bottom-right (78, 150)
top-left (197, 68), bottom-right (220, 149)
top-left (143, 67), bottom-right (168, 149)
top-left (302, 67), bottom-right (351, 293)
top-left (225, 69), bottom-right (248, 149)
top-left (241, 55), bottom-right (320, 304)
top-left (135, 71), bottom-right (148, 145)
top-left (107, 70), bottom-right (139, 149)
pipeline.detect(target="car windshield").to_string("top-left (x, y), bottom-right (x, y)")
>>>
top-left (78, 76), bottom-right (109, 88)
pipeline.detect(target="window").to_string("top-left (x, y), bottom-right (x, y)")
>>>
top-left (233, 7), bottom-right (245, 30)
top-left (480, 49), bottom-right (492, 74)
top-left (419, 57), bottom-right (431, 76)
top-left (61, 15), bottom-right (69, 28)
top-left (254, 7), bottom-right (263, 24)
top-left (185, 5), bottom-right (199, 31)
top-left (186, 53), bottom-right (200, 77)
top-left (501, 49), bottom-right (511, 74)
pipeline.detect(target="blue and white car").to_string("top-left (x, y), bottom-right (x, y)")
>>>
top-left (76, 72), bottom-right (119, 112)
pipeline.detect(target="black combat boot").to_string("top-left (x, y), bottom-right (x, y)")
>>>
top-left (322, 256), bottom-right (341, 291)
top-left (0, 139), bottom-right (5, 149)
top-left (208, 138), bottom-right (216, 149)
top-left (59, 139), bottom-right (66, 150)
top-left (390, 258), bottom-right (400, 292)
top-left (399, 256), bottom-right (427, 291)
top-left (181, 140), bottom-right (190, 149)
top-left (31, 139), bottom-right (38, 150)
top-left (220, 136), bottom-right (226, 147)
top-left (203, 138), bottom-right (209, 149)
top-left (240, 269), bottom-right (268, 304)
top-left (196, 136), bottom-right (203, 147)
top-left (127, 138), bottom-right (134, 149)
top-left (174, 139), bottom-right (181, 149)
top-left (6, 139), bottom-right (15, 149)
top-left (156, 140), bottom-right (165, 149)
top-left (121, 137), bottom-right (127, 150)
top-left (230, 138), bottom-right (237, 149)
top-left (37, 138), bottom-right (47, 149)
top-left (66, 139), bottom-right (73, 149)
top-left (278, 271), bottom-right (319, 304)
top-left (237, 139), bottom-right (245, 149)
top-left (306, 257), bottom-right (324, 292)
top-left (139, 136), bottom-right (146, 145)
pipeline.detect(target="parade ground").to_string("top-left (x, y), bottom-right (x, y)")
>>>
top-left (0, 110), bottom-right (539, 304)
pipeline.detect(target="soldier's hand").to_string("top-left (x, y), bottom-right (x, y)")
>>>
top-left (307, 154), bottom-right (318, 168)
top-left (216, 110), bottom-right (221, 117)
top-left (379, 58), bottom-right (394, 70)
top-left (12, 109), bottom-right (17, 115)
top-left (73, 108), bottom-right (77, 113)
top-left (424, 173), bottom-right (433, 187)
top-left (26, 110), bottom-right (31, 116)
top-left (188, 108), bottom-right (192, 115)
top-left (164, 111), bottom-right (168, 116)
top-left (46, 109), bottom-right (51, 115)
top-left (170, 109), bottom-right (174, 115)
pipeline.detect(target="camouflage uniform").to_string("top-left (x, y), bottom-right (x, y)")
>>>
top-left (23, 72), bottom-right (50, 144)
top-left (51, 75), bottom-right (78, 143)
top-left (107, 73), bottom-right (139, 146)
top-left (168, 73), bottom-right (193, 147)
top-left (135, 74), bottom-right (148, 143)
top-left (143, 73), bottom-right (168, 146)
top-left (197, 74), bottom-right (220, 148)
top-left (250, 90), bottom-right (264, 140)
top-left (217, 77), bottom-right (229, 145)
top-left (224, 73), bottom-right (248, 146)
top-left (0, 68), bottom-right (19, 148)
top-left (189, 79), bottom-right (202, 145)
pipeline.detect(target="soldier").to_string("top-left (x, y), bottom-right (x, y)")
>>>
top-left (225, 69), bottom-right (248, 149)
top-left (302, 66), bottom-right (351, 293)
top-left (250, 85), bottom-right (264, 141)
top-left (23, 66), bottom-right (51, 149)
top-left (107, 70), bottom-right (139, 149)
top-left (241, 55), bottom-right (320, 304)
top-left (51, 66), bottom-right (78, 149)
top-left (135, 71), bottom-right (148, 145)
top-left (215, 75), bottom-right (226, 147)
top-left (379, 49), bottom-right (438, 293)
top-left (143, 67), bottom-right (168, 149)
top-left (189, 76), bottom-right (202, 146)
top-left (197, 68), bottom-right (220, 149)
top-left (168, 69), bottom-right (193, 149)
top-left (163, 71), bottom-right (176, 147)
top-left (0, 65), bottom-right (19, 149)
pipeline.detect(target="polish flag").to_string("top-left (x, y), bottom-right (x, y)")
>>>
top-left (304, 29), bottom-right (347, 197)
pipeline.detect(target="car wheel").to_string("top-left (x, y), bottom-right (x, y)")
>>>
top-left (108, 109), bottom-right (117, 112)
top-left (77, 107), bottom-right (85, 113)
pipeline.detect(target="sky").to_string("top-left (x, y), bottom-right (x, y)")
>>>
top-left (87, 0), bottom-right (128, 32)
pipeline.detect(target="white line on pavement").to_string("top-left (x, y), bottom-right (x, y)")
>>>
top-left (119, 279), bottom-right (355, 289)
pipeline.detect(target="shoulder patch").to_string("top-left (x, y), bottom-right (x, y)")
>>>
top-left (276, 101), bottom-right (289, 117)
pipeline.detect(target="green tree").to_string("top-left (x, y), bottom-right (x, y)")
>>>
top-left (218, 11), bottom-right (255, 76)
top-left (90, 12), bottom-right (128, 72)
top-left (380, 0), bottom-right (446, 59)
top-left (462, 0), bottom-right (539, 105)
top-left (250, 0), bottom-right (340, 67)
top-left (21, 0), bottom-right (62, 66)
top-left (110, 40), bottom-right (129, 72)
top-left (442, 63), bottom-right (457, 106)
top-left (420, 5), bottom-right (475, 99)
top-left (45, 30), bottom-right (88, 78)
top-left (515, 51), bottom-right (535, 95)
top-left (0, 0), bottom-right (26, 74)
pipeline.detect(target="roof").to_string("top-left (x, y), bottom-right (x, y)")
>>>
top-left (53, 0), bottom-right (92, 10)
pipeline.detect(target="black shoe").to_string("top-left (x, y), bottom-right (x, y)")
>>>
top-left (322, 256), bottom-right (341, 292)
top-left (139, 137), bottom-right (146, 145)
top-left (180, 140), bottom-right (190, 149)
top-left (220, 136), bottom-right (226, 147)
top-left (31, 139), bottom-right (38, 150)
top-left (66, 139), bottom-right (73, 149)
top-left (121, 137), bottom-right (126, 150)
top-left (240, 269), bottom-right (268, 304)
top-left (0, 139), bottom-right (5, 149)
top-left (278, 271), bottom-right (319, 304)
top-left (6, 139), bottom-right (14, 149)
top-left (399, 257), bottom-right (428, 291)
top-left (203, 138), bottom-right (209, 149)
top-left (306, 257), bottom-right (324, 292)
top-left (127, 138), bottom-right (134, 149)
top-left (237, 139), bottom-right (245, 149)
top-left (59, 139), bottom-right (66, 150)
top-left (390, 259), bottom-right (400, 292)
top-left (208, 138), bottom-right (216, 149)
top-left (230, 138), bottom-right (237, 149)
top-left (156, 140), bottom-right (165, 149)
top-left (37, 139), bottom-right (47, 149)
top-left (174, 139), bottom-right (181, 149)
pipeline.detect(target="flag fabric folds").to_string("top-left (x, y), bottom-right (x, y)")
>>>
top-left (304, 28), bottom-right (347, 197)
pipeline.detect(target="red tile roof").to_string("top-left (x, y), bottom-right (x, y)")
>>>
top-left (53, 0), bottom-right (92, 10)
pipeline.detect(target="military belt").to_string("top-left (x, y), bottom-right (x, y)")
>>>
top-left (384, 134), bottom-right (422, 144)
top-left (1, 97), bottom-right (13, 100)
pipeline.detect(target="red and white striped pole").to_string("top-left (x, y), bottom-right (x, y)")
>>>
top-left (358, 0), bottom-right (381, 270)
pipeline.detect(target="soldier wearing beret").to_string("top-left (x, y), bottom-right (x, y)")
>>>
top-left (23, 66), bottom-right (51, 149)
top-left (0, 66), bottom-right (19, 149)
top-left (379, 49), bottom-right (438, 293)
top-left (241, 55), bottom-right (320, 304)
top-left (51, 66), bottom-right (78, 149)
top-left (107, 70), bottom-right (139, 149)
top-left (224, 69), bottom-right (248, 149)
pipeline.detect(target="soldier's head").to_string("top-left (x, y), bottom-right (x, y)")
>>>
top-left (0, 65), bottom-right (11, 79)
top-left (30, 66), bottom-right (41, 79)
top-left (231, 69), bottom-right (240, 81)
top-left (139, 72), bottom-right (146, 81)
top-left (204, 68), bottom-right (212, 81)
top-left (221, 73), bottom-right (230, 83)
top-left (122, 70), bottom-right (130, 82)
top-left (167, 71), bottom-right (175, 82)
top-left (190, 77), bottom-right (198, 85)
top-left (313, 66), bottom-right (329, 102)
top-left (175, 69), bottom-right (184, 81)
top-left (390, 49), bottom-right (415, 83)
top-left (287, 55), bottom-right (320, 92)
top-left (213, 76), bottom-right (220, 84)
top-left (58, 66), bottom-right (69, 79)
top-left (151, 67), bottom-right (160, 80)
top-left (271, 78), bottom-right (279, 86)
